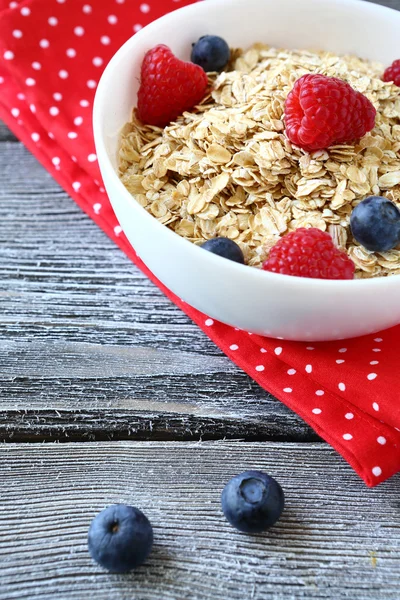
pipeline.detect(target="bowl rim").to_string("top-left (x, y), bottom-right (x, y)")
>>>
top-left (93, 0), bottom-right (400, 292)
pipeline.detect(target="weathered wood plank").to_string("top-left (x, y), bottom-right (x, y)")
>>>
top-left (0, 441), bottom-right (399, 600)
top-left (0, 142), bottom-right (314, 442)
top-left (364, 0), bottom-right (400, 7)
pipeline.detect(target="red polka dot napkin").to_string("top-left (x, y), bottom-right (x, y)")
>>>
top-left (1, 0), bottom-right (399, 487)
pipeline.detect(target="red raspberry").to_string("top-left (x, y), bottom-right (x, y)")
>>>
top-left (262, 228), bottom-right (355, 280)
top-left (383, 60), bottom-right (400, 87)
top-left (284, 74), bottom-right (376, 152)
top-left (137, 45), bottom-right (208, 127)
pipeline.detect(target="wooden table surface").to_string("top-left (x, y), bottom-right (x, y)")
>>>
top-left (1, 3), bottom-right (400, 596)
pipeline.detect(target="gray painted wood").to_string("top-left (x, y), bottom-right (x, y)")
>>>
top-left (364, 0), bottom-right (400, 7)
top-left (1, 441), bottom-right (400, 600)
top-left (0, 142), bottom-right (315, 443)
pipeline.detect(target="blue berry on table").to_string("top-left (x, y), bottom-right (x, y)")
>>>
top-left (201, 237), bottom-right (245, 264)
top-left (221, 471), bottom-right (284, 533)
top-left (191, 35), bottom-right (230, 72)
top-left (88, 504), bottom-right (153, 572)
top-left (350, 196), bottom-right (400, 252)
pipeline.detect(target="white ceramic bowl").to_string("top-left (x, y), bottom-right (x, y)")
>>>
top-left (94, 0), bottom-right (400, 341)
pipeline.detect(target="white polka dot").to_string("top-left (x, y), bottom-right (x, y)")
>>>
top-left (56, 0), bottom-right (66, 3)
top-left (32, 61), bottom-right (41, 70)
top-left (133, 23), bottom-right (143, 32)
top-left (68, 132), bottom-right (78, 139)
top-left (9, 1), bottom-right (17, 7)
top-left (260, 348), bottom-right (267, 353)
top-left (370, 361), bottom-right (379, 365)
top-left (374, 338), bottom-right (383, 342)
top-left (336, 359), bottom-right (345, 364)
top-left (338, 382), bottom-right (346, 391)
top-left (80, 99), bottom-right (90, 107)
top-left (30, 104), bottom-right (36, 113)
top-left (287, 369), bottom-right (296, 375)
top-left (66, 48), bottom-right (76, 58)
top-left (306, 346), bottom-right (315, 351)
top-left (372, 466), bottom-right (382, 477)
top-left (74, 116), bottom-right (83, 126)
top-left (93, 203), bottom-right (102, 214)
top-left (377, 436), bottom-right (386, 445)
top-left (101, 35), bottom-right (111, 45)
top-left (140, 3), bottom-right (150, 12)
top-left (87, 79), bottom-right (97, 89)
top-left (312, 408), bottom-right (322, 415)
top-left (59, 70), bottom-right (68, 79)
top-left (367, 373), bottom-right (377, 381)
top-left (114, 225), bottom-right (123, 235)
top-left (31, 133), bottom-right (40, 142)
top-left (283, 387), bottom-right (292, 393)
top-left (74, 26), bottom-right (85, 36)
top-left (345, 413), bottom-right (354, 420)
top-left (53, 93), bottom-right (63, 101)
top-left (49, 106), bottom-right (59, 116)
top-left (0, 77), bottom-right (4, 84)
top-left (21, 7), bottom-right (31, 15)
top-left (93, 57), bottom-right (103, 67)
top-left (372, 402), bottom-right (379, 411)
top-left (16, 93), bottom-right (25, 100)
top-left (372, 348), bottom-right (381, 352)
top-left (230, 345), bottom-right (239, 351)
top-left (40, 39), bottom-right (50, 49)
top-left (100, 187), bottom-right (105, 193)
top-left (315, 390), bottom-right (324, 396)
top-left (83, 4), bottom-right (92, 13)
top-left (305, 364), bottom-right (312, 373)
top-left (255, 365), bottom-right (265, 372)
top-left (72, 181), bottom-right (81, 192)
top-left (343, 433), bottom-right (353, 440)
top-left (205, 319), bottom-right (214, 327)
top-left (26, 78), bottom-right (36, 86)
top-left (48, 132), bottom-right (55, 140)
top-left (11, 108), bottom-right (19, 118)
top-left (48, 17), bottom-right (58, 26)
top-left (52, 157), bottom-right (61, 166)
top-left (338, 348), bottom-right (347, 353)
top-left (4, 51), bottom-right (14, 60)
top-left (116, 0), bottom-right (125, 3)
top-left (13, 29), bottom-right (23, 39)
top-left (274, 347), bottom-right (282, 356)
top-left (108, 14), bottom-right (118, 24)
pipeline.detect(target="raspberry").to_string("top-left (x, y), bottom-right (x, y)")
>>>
top-left (383, 60), bottom-right (400, 87)
top-left (284, 74), bottom-right (376, 152)
top-left (137, 45), bottom-right (208, 127)
top-left (262, 228), bottom-right (355, 280)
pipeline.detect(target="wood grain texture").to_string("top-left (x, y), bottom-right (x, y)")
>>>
top-left (1, 441), bottom-right (400, 600)
top-left (364, 0), bottom-right (400, 7)
top-left (0, 142), bottom-right (315, 442)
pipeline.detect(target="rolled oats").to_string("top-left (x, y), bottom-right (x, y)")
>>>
top-left (119, 44), bottom-right (400, 278)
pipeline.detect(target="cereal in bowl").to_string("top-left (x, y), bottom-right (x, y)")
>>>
top-left (119, 39), bottom-right (400, 279)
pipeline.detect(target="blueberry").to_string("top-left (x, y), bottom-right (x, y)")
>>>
top-left (221, 471), bottom-right (284, 533)
top-left (191, 35), bottom-right (230, 72)
top-left (350, 196), bottom-right (400, 252)
top-left (88, 504), bottom-right (153, 572)
top-left (201, 237), bottom-right (245, 264)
